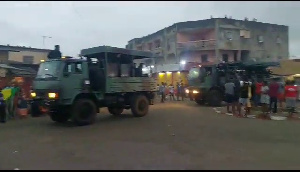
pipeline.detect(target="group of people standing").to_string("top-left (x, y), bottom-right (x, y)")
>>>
top-left (157, 82), bottom-right (186, 103)
top-left (0, 84), bottom-right (29, 123)
top-left (224, 76), bottom-right (298, 118)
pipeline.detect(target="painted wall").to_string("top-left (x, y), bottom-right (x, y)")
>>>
top-left (9, 50), bottom-right (49, 64)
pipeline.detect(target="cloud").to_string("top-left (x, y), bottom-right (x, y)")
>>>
top-left (0, 1), bottom-right (299, 57)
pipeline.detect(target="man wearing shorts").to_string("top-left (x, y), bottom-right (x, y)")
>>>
top-left (285, 80), bottom-right (298, 117)
top-left (224, 78), bottom-right (236, 114)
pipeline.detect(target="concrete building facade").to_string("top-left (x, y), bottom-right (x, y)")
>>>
top-left (0, 45), bottom-right (51, 64)
top-left (126, 17), bottom-right (289, 73)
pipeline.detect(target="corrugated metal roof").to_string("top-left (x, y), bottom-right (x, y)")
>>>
top-left (0, 45), bottom-right (51, 53)
top-left (0, 64), bottom-right (36, 76)
top-left (80, 46), bottom-right (157, 59)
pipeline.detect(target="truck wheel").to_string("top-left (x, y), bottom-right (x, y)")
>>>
top-left (72, 99), bottom-right (97, 126)
top-left (208, 90), bottom-right (222, 107)
top-left (131, 95), bottom-right (149, 117)
top-left (108, 107), bottom-right (124, 116)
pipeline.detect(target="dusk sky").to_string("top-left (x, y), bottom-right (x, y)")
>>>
top-left (0, 1), bottom-right (299, 57)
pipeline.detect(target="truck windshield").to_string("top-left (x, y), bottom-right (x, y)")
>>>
top-left (188, 68), bottom-right (200, 79)
top-left (36, 61), bottom-right (61, 79)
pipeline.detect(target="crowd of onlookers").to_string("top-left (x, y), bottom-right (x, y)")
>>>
top-left (224, 76), bottom-right (298, 118)
top-left (157, 82), bottom-right (188, 103)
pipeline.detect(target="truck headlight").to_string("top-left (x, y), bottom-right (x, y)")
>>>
top-left (31, 92), bottom-right (36, 98)
top-left (48, 93), bottom-right (58, 99)
top-left (185, 89), bottom-right (189, 94)
top-left (192, 90), bottom-right (199, 94)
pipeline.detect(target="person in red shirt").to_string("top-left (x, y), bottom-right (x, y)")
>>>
top-left (268, 78), bottom-right (279, 113)
top-left (285, 80), bottom-right (298, 117)
top-left (254, 80), bottom-right (263, 107)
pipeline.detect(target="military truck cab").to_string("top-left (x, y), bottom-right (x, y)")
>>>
top-left (31, 46), bottom-right (157, 126)
top-left (186, 64), bottom-right (225, 107)
top-left (186, 61), bottom-right (280, 107)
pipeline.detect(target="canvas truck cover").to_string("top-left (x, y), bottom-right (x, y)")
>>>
top-left (80, 46), bottom-right (156, 59)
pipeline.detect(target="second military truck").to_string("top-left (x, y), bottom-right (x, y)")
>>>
top-left (31, 46), bottom-right (157, 126)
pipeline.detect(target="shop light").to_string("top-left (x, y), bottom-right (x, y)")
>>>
top-left (166, 71), bottom-right (172, 74)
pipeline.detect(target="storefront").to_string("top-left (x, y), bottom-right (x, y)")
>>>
top-left (152, 62), bottom-right (202, 86)
top-left (0, 64), bottom-right (36, 99)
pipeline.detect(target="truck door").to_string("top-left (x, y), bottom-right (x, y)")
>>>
top-left (61, 62), bottom-right (85, 104)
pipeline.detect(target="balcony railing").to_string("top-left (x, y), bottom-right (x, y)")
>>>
top-left (177, 39), bottom-right (216, 50)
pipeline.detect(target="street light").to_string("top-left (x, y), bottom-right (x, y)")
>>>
top-left (42, 35), bottom-right (52, 48)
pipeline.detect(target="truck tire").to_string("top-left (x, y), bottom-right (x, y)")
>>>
top-left (130, 95), bottom-right (149, 117)
top-left (49, 106), bottom-right (70, 123)
top-left (208, 90), bottom-right (222, 107)
top-left (71, 99), bottom-right (97, 126)
top-left (108, 107), bottom-right (124, 116)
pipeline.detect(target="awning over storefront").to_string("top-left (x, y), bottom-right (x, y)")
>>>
top-left (269, 59), bottom-right (300, 76)
top-left (0, 64), bottom-right (36, 77)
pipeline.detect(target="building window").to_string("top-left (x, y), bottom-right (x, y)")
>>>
top-left (201, 54), bottom-right (208, 62)
top-left (234, 51), bottom-right (238, 62)
top-left (148, 43), bottom-right (153, 51)
top-left (222, 54), bottom-right (229, 62)
top-left (258, 35), bottom-right (264, 43)
top-left (23, 56), bottom-right (34, 64)
top-left (154, 40), bottom-right (161, 49)
top-left (276, 37), bottom-right (281, 44)
top-left (225, 31), bottom-right (233, 41)
top-left (167, 39), bottom-right (171, 51)
top-left (136, 45), bottom-right (142, 51)
top-left (240, 30), bottom-right (250, 39)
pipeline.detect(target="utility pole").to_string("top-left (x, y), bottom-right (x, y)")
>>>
top-left (42, 35), bottom-right (52, 48)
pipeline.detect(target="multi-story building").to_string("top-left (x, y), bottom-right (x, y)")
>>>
top-left (126, 17), bottom-right (289, 85)
top-left (0, 45), bottom-right (51, 64)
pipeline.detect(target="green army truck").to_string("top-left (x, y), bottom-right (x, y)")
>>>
top-left (186, 61), bottom-right (279, 107)
top-left (30, 46), bottom-right (157, 126)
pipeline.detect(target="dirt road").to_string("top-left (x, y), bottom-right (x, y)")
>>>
top-left (1, 101), bottom-right (300, 170)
